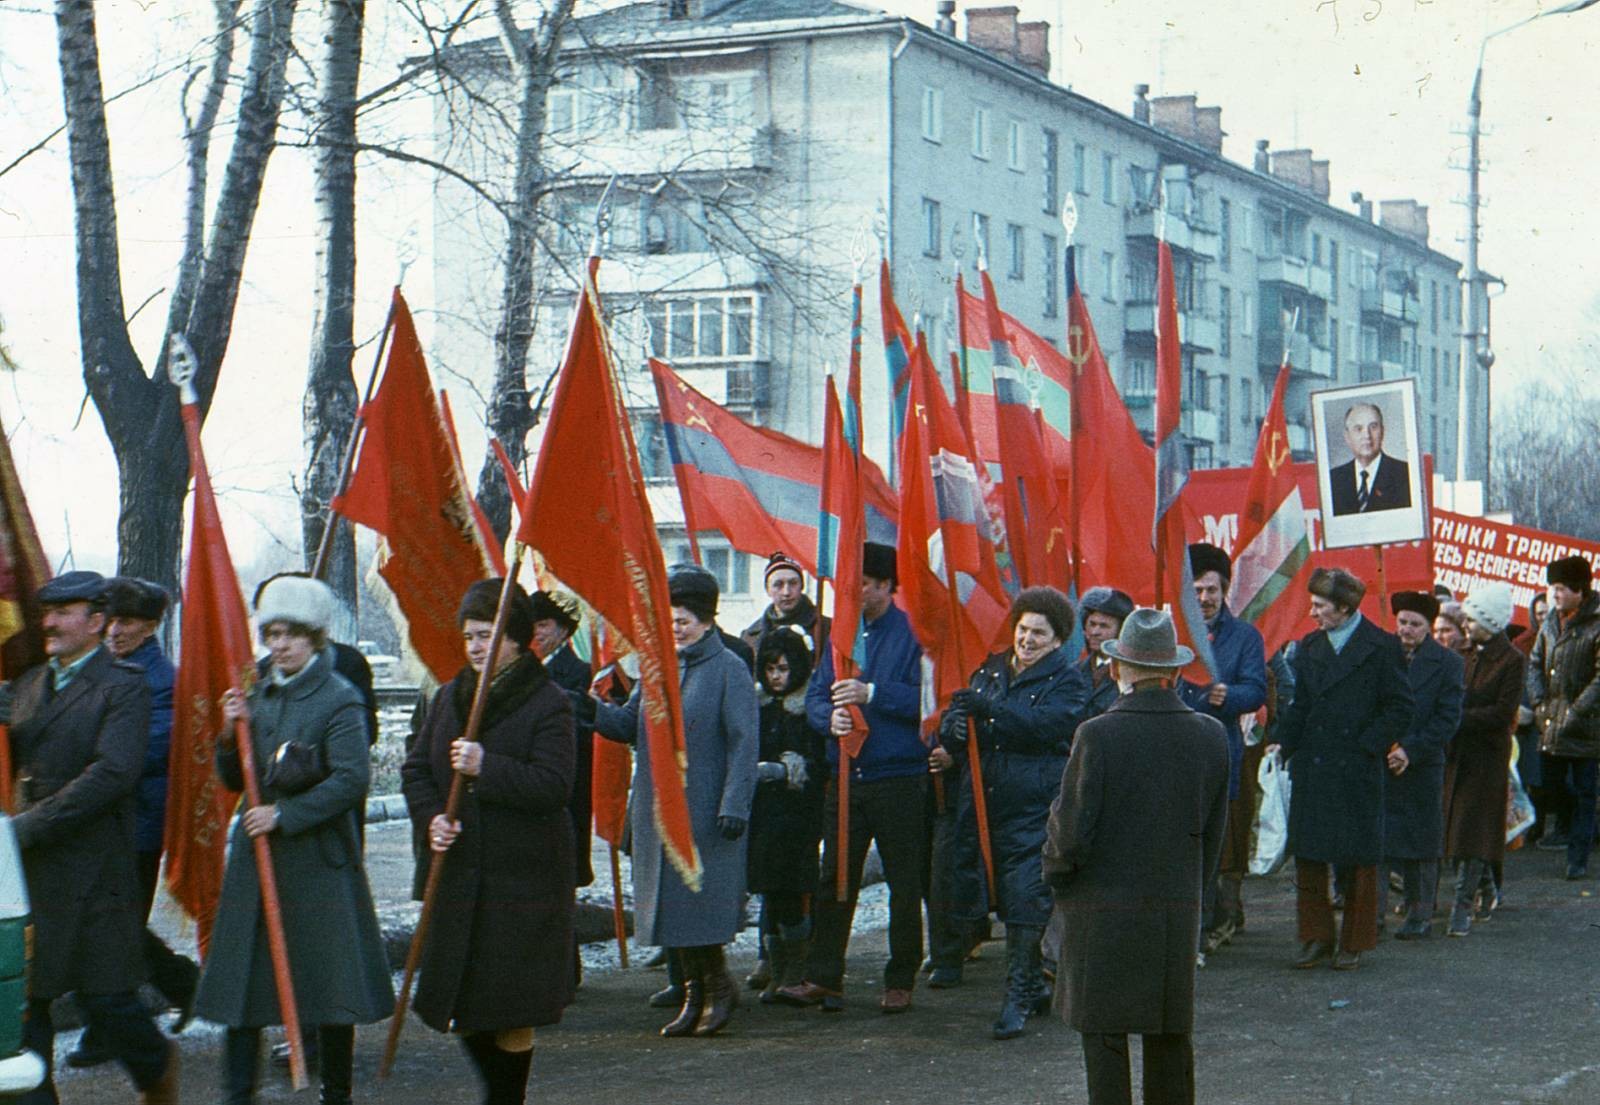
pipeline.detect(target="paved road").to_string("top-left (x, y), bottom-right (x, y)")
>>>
top-left (50, 826), bottom-right (1600, 1104)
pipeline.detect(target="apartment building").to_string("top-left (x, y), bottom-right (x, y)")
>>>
top-left (431, 0), bottom-right (1469, 620)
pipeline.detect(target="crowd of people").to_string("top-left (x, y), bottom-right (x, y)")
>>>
top-left (1, 538), bottom-right (1594, 1104)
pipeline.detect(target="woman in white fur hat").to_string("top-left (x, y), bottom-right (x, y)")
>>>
top-left (1441, 582), bottom-right (1528, 936)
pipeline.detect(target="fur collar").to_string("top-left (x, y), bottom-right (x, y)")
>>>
top-left (758, 686), bottom-right (808, 716)
top-left (450, 651), bottom-right (550, 733)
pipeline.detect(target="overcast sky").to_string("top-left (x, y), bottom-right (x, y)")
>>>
top-left (1, 0), bottom-right (1596, 575)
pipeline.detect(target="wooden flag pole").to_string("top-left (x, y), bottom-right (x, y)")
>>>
top-left (169, 337), bottom-right (310, 1090)
top-left (1374, 544), bottom-right (1390, 629)
top-left (940, 558), bottom-right (998, 905)
top-left (609, 844), bottom-right (629, 968)
top-left (311, 289), bottom-right (400, 581)
top-left (381, 553), bottom-right (526, 1077)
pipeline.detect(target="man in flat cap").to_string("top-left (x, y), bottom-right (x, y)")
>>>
top-left (741, 551), bottom-right (829, 660)
top-left (1043, 607), bottom-right (1229, 1105)
top-left (1077, 587), bottom-right (1134, 722)
top-left (782, 542), bottom-right (926, 1014)
top-left (1266, 567), bottom-right (1411, 970)
top-left (1382, 590), bottom-right (1464, 938)
top-left (65, 579), bottom-right (199, 1072)
top-left (1, 571), bottom-right (178, 1103)
top-left (1528, 554), bottom-right (1600, 879)
top-left (1178, 543), bottom-right (1267, 960)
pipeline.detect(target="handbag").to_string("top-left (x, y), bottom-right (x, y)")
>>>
top-left (264, 740), bottom-right (328, 795)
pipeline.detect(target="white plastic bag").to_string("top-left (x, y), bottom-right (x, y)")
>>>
top-left (1250, 749), bottom-right (1291, 876)
top-left (1506, 738), bottom-right (1537, 847)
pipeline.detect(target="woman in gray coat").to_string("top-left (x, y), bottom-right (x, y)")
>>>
top-left (194, 576), bottom-right (393, 1105)
top-left (593, 563), bottom-right (758, 1038)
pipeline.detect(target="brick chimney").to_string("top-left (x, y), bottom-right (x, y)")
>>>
top-left (1147, 95), bottom-right (1223, 154)
top-left (1194, 106), bottom-right (1224, 155)
top-left (1309, 158), bottom-right (1330, 202)
top-left (1017, 20), bottom-right (1049, 77)
top-left (1379, 199), bottom-right (1430, 245)
top-left (966, 6), bottom-right (1020, 58)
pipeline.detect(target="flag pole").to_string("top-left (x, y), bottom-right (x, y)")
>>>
top-left (311, 289), bottom-right (401, 580)
top-left (940, 556), bottom-right (998, 904)
top-left (170, 338), bottom-right (310, 1091)
top-left (648, 359), bottom-right (705, 566)
top-left (609, 844), bottom-right (629, 969)
top-left (1373, 544), bottom-right (1390, 630)
top-left (1061, 202), bottom-right (1083, 594)
top-left (382, 551), bottom-right (527, 1078)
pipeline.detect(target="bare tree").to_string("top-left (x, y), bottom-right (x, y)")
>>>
top-left (55, 0), bottom-right (296, 591)
top-left (299, 0), bottom-right (366, 625)
top-left (1491, 373), bottom-right (1600, 541)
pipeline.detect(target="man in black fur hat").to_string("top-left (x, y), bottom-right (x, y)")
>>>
top-left (1528, 554), bottom-right (1600, 878)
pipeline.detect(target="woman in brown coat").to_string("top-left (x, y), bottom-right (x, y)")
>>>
top-left (402, 579), bottom-right (576, 1105)
top-left (1443, 583), bottom-right (1526, 937)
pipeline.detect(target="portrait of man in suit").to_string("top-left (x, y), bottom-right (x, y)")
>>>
top-left (1327, 402), bottom-right (1411, 515)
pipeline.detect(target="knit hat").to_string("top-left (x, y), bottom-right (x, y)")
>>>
top-left (103, 577), bottom-right (170, 621)
top-left (255, 575), bottom-right (335, 634)
top-left (862, 542), bottom-right (897, 585)
top-left (457, 578), bottom-right (536, 648)
top-left (1461, 582), bottom-right (1514, 635)
top-left (763, 551), bottom-right (805, 588)
top-left (1547, 555), bottom-right (1592, 594)
top-left (1079, 586), bottom-right (1134, 625)
top-left (1187, 542), bottom-right (1232, 586)
top-left (1389, 590), bottom-right (1440, 624)
top-left (1308, 566), bottom-right (1366, 612)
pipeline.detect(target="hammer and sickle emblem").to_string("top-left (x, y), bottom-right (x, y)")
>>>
top-left (1266, 428), bottom-right (1290, 474)
top-left (1066, 325), bottom-right (1090, 371)
top-left (683, 402), bottom-right (713, 434)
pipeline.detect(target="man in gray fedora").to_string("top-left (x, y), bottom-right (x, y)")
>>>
top-left (1043, 608), bottom-right (1230, 1105)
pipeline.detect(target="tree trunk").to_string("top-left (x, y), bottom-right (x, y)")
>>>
top-left (55, 0), bottom-right (296, 594)
top-left (301, 0), bottom-right (366, 640)
top-left (474, 0), bottom-right (575, 542)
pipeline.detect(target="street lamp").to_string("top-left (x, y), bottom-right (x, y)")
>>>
top-left (1457, 0), bottom-right (1598, 494)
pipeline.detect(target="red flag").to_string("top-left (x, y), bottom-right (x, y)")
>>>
top-left (331, 289), bottom-right (496, 682)
top-left (1154, 241), bottom-right (1216, 681)
top-left (973, 269), bottom-right (1071, 590)
top-left (1231, 365), bottom-right (1316, 658)
top-left (170, 400), bottom-right (251, 957)
top-left (1064, 250), bottom-right (1156, 597)
top-left (0, 425), bottom-right (49, 812)
top-left (588, 620), bottom-right (633, 848)
top-left (519, 257), bottom-right (700, 889)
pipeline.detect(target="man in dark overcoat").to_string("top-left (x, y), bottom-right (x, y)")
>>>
top-left (1, 571), bottom-right (177, 1104)
top-left (1043, 608), bottom-right (1229, 1105)
top-left (1382, 591), bottom-right (1464, 940)
top-left (1178, 543), bottom-right (1267, 958)
top-left (1268, 567), bottom-right (1412, 971)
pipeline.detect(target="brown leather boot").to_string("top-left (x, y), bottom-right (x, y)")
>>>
top-left (139, 1042), bottom-right (180, 1105)
top-left (660, 949), bottom-right (705, 1037)
top-left (694, 945), bottom-right (739, 1036)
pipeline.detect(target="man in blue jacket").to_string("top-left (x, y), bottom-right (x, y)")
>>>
top-left (778, 543), bottom-right (925, 1014)
top-left (1179, 544), bottom-right (1267, 960)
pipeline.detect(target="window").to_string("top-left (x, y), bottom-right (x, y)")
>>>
top-left (1430, 282), bottom-right (1439, 333)
top-left (1101, 152), bottom-right (1117, 204)
top-left (1346, 247), bottom-right (1358, 288)
top-left (921, 198), bottom-right (942, 258)
top-left (1239, 377), bottom-right (1253, 425)
top-left (633, 412), bottom-right (670, 480)
top-left (549, 90), bottom-right (576, 134)
top-left (705, 547), bottom-right (751, 597)
top-left (1006, 223), bottom-right (1025, 280)
top-left (1073, 143), bottom-right (1088, 193)
top-left (1431, 347), bottom-right (1439, 392)
top-left (645, 295), bottom-right (759, 361)
top-left (1312, 233), bottom-right (1323, 266)
top-left (1329, 239), bottom-right (1340, 289)
top-left (1218, 199), bottom-right (1232, 272)
top-left (1361, 324), bottom-right (1379, 362)
top-left (973, 213), bottom-right (991, 269)
top-left (1240, 207), bottom-right (1254, 253)
top-left (1241, 292), bottom-right (1253, 336)
top-left (1042, 129), bottom-right (1060, 214)
top-left (1218, 378), bottom-right (1231, 445)
top-left (971, 107), bottom-right (990, 159)
top-left (1042, 233), bottom-right (1059, 318)
top-left (1124, 357), bottom-right (1155, 396)
top-left (1219, 288), bottom-right (1232, 357)
top-left (1360, 251), bottom-right (1378, 292)
top-left (1099, 251), bottom-right (1117, 303)
top-left (921, 85), bottom-right (943, 143)
top-left (1006, 119), bottom-right (1024, 171)
top-left (1329, 316), bottom-right (1338, 374)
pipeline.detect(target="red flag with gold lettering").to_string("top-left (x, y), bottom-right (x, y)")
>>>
top-left (170, 400), bottom-right (250, 957)
top-left (0, 425), bottom-right (48, 812)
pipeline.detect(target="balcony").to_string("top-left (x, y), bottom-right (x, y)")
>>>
top-left (594, 253), bottom-right (765, 297)
top-left (1182, 405), bottom-right (1220, 442)
top-left (1357, 358), bottom-right (1408, 383)
top-left (558, 123), bottom-right (775, 181)
top-left (672, 362), bottom-right (770, 409)
top-left (1360, 286), bottom-right (1421, 323)
top-left (1124, 303), bottom-right (1220, 352)
top-left (1257, 330), bottom-right (1335, 378)
top-left (1308, 264), bottom-right (1334, 300)
top-left (1256, 254), bottom-right (1311, 292)
top-left (1287, 422), bottom-right (1312, 456)
top-left (1125, 206), bottom-right (1220, 259)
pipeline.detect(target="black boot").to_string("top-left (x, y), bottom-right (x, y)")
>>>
top-left (660, 949), bottom-right (705, 1037)
top-left (992, 924), bottom-right (1043, 1040)
top-left (463, 1034), bottom-right (533, 1105)
top-left (694, 944), bottom-right (739, 1036)
top-left (225, 1027), bottom-right (261, 1105)
top-left (145, 928), bottom-right (200, 1032)
top-left (317, 1025), bottom-right (354, 1105)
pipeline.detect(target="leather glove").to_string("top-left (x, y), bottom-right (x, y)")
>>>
top-left (756, 761), bottom-right (787, 783)
top-left (716, 815), bottom-right (746, 841)
top-left (950, 687), bottom-right (995, 720)
top-left (780, 750), bottom-right (809, 790)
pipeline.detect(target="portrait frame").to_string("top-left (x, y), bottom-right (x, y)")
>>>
top-left (1310, 378), bottom-right (1426, 550)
